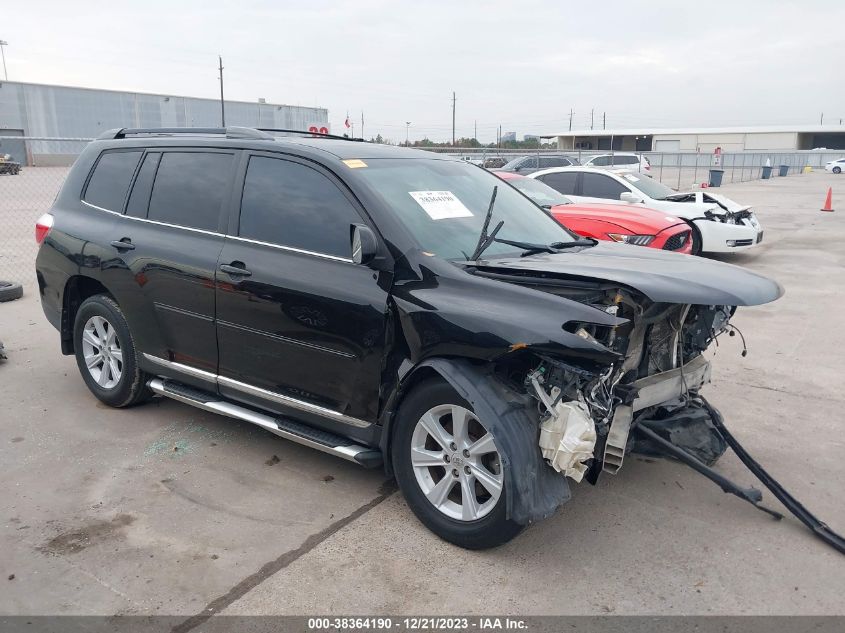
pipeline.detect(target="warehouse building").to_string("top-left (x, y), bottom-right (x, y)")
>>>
top-left (549, 125), bottom-right (845, 152)
top-left (0, 80), bottom-right (329, 165)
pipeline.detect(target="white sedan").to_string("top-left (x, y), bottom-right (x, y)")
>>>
top-left (824, 158), bottom-right (845, 174)
top-left (529, 167), bottom-right (763, 255)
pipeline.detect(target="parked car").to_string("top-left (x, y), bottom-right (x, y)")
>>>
top-left (823, 157), bottom-right (844, 174)
top-left (495, 172), bottom-right (691, 254)
top-left (36, 127), bottom-right (782, 549)
top-left (529, 167), bottom-right (763, 255)
top-left (494, 154), bottom-right (580, 175)
top-left (582, 153), bottom-right (650, 172)
top-left (483, 156), bottom-right (508, 169)
top-left (0, 153), bottom-right (21, 175)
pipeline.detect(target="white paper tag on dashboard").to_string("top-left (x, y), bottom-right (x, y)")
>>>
top-left (409, 191), bottom-right (473, 220)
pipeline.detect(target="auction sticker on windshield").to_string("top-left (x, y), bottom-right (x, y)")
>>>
top-left (409, 191), bottom-right (473, 220)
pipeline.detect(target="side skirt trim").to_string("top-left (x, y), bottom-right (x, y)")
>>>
top-left (147, 378), bottom-right (382, 468)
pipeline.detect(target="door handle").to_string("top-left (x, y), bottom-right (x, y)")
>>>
top-left (219, 263), bottom-right (252, 277)
top-left (110, 239), bottom-right (135, 251)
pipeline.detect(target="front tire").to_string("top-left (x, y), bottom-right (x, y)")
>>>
top-left (687, 221), bottom-right (703, 255)
top-left (392, 379), bottom-right (523, 549)
top-left (834, 166), bottom-right (842, 174)
top-left (73, 295), bottom-right (151, 408)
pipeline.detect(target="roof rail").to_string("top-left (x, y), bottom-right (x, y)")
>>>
top-left (96, 127), bottom-right (274, 140)
top-left (257, 128), bottom-right (366, 142)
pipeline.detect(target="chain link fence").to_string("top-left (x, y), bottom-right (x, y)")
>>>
top-left (0, 138), bottom-right (89, 291)
top-left (425, 147), bottom-right (843, 187)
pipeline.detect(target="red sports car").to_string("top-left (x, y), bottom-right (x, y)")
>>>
top-left (496, 172), bottom-right (692, 254)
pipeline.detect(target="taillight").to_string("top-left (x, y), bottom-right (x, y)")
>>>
top-left (35, 213), bottom-right (54, 244)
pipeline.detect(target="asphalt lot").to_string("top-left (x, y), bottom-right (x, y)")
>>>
top-left (1, 169), bottom-right (843, 620)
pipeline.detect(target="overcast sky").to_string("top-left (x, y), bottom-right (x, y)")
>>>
top-left (5, 0), bottom-right (844, 142)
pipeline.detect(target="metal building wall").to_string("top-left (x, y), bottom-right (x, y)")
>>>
top-left (0, 81), bottom-right (329, 165)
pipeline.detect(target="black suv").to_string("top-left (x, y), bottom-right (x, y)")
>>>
top-left (35, 127), bottom-right (782, 548)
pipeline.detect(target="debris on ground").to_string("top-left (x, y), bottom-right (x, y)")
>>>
top-left (265, 455), bottom-right (280, 466)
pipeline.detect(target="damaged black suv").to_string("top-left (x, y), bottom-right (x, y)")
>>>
top-left (35, 127), bottom-right (783, 549)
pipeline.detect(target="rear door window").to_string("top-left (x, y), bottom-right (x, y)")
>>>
top-left (125, 152), bottom-right (161, 218)
top-left (581, 172), bottom-right (629, 199)
top-left (147, 152), bottom-right (233, 231)
top-left (540, 156), bottom-right (572, 168)
top-left (536, 171), bottom-right (578, 195)
top-left (238, 155), bottom-right (362, 258)
top-left (84, 150), bottom-right (143, 211)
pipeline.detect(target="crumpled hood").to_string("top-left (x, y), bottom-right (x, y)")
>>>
top-left (664, 191), bottom-right (750, 214)
top-left (475, 241), bottom-right (783, 306)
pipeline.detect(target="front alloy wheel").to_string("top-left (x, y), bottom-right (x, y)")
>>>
top-left (411, 404), bottom-right (503, 522)
top-left (392, 380), bottom-right (522, 549)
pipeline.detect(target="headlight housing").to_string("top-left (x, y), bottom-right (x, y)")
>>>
top-left (606, 233), bottom-right (655, 246)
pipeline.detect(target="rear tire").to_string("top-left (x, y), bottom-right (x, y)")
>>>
top-left (392, 379), bottom-right (523, 549)
top-left (73, 295), bottom-right (151, 408)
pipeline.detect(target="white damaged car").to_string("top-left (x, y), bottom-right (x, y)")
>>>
top-left (529, 167), bottom-right (763, 255)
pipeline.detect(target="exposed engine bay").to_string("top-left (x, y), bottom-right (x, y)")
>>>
top-left (514, 283), bottom-right (735, 481)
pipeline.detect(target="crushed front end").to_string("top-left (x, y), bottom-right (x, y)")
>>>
top-left (521, 288), bottom-right (735, 481)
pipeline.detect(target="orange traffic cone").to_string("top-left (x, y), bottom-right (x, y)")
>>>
top-left (821, 187), bottom-right (834, 212)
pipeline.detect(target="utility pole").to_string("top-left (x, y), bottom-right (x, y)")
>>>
top-left (218, 55), bottom-right (226, 127)
top-left (590, 108), bottom-right (594, 130)
top-left (474, 120), bottom-right (477, 141)
top-left (405, 121), bottom-right (411, 146)
top-left (568, 108), bottom-right (573, 132)
top-left (820, 112), bottom-right (824, 125)
top-left (0, 40), bottom-right (9, 81)
top-left (451, 91), bottom-right (456, 146)
top-left (603, 112), bottom-right (606, 130)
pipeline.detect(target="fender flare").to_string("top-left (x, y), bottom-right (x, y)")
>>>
top-left (381, 356), bottom-right (571, 525)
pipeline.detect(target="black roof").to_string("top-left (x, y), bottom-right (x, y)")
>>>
top-left (95, 126), bottom-right (452, 162)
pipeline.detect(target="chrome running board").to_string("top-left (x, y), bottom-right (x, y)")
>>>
top-left (147, 378), bottom-right (382, 468)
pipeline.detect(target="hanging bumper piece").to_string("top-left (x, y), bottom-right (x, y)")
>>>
top-left (633, 397), bottom-right (845, 556)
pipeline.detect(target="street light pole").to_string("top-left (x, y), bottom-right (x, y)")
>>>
top-left (0, 41), bottom-right (9, 81)
top-left (405, 121), bottom-right (411, 146)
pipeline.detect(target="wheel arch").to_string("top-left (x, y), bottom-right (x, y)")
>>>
top-left (379, 356), bottom-right (571, 525)
top-left (60, 275), bottom-right (115, 354)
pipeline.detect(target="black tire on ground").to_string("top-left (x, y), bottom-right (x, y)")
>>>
top-left (0, 280), bottom-right (23, 302)
top-left (834, 166), bottom-right (842, 174)
top-left (73, 295), bottom-right (152, 408)
top-left (391, 379), bottom-right (523, 549)
top-left (687, 221), bottom-right (703, 256)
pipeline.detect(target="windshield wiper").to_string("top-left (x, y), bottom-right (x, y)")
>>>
top-left (494, 237), bottom-right (597, 257)
top-left (469, 186), bottom-right (502, 261)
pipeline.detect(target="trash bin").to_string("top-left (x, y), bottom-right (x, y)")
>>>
top-left (762, 165), bottom-right (773, 179)
top-left (778, 165), bottom-right (789, 177)
top-left (708, 169), bottom-right (724, 187)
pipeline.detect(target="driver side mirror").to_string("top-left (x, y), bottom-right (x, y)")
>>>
top-left (619, 191), bottom-right (643, 204)
top-left (351, 224), bottom-right (378, 266)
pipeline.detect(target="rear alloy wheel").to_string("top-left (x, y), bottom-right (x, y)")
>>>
top-left (393, 380), bottom-right (522, 549)
top-left (81, 315), bottom-right (124, 389)
top-left (73, 295), bottom-right (151, 408)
